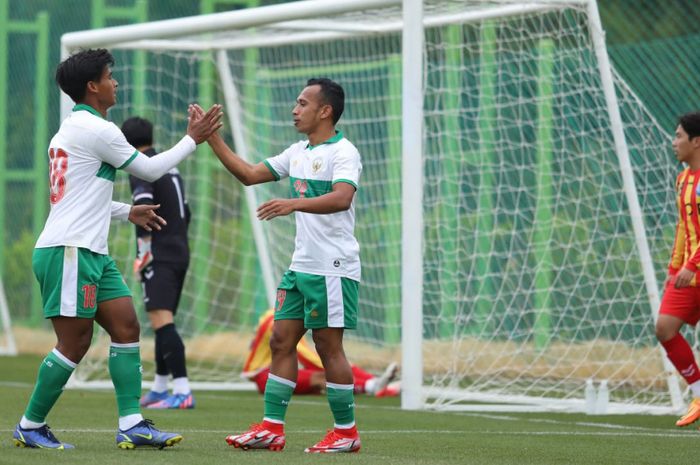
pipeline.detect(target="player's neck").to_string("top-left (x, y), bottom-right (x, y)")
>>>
top-left (306, 126), bottom-right (336, 147)
top-left (687, 154), bottom-right (700, 171)
top-left (79, 97), bottom-right (108, 118)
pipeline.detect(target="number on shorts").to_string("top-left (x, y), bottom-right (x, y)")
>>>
top-left (82, 283), bottom-right (97, 309)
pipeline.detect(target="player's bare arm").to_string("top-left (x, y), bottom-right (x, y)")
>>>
top-left (207, 127), bottom-right (276, 186)
top-left (186, 103), bottom-right (224, 144)
top-left (190, 103), bottom-right (274, 185)
top-left (123, 106), bottom-right (222, 183)
top-left (257, 182), bottom-right (355, 220)
top-left (129, 203), bottom-right (166, 232)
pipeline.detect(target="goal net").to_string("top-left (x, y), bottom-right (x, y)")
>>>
top-left (62, 0), bottom-right (685, 413)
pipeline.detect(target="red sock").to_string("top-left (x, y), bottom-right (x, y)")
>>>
top-left (262, 419), bottom-right (284, 435)
top-left (661, 333), bottom-right (700, 384)
top-left (253, 370), bottom-right (269, 394)
top-left (334, 425), bottom-right (358, 437)
top-left (351, 365), bottom-right (373, 393)
top-left (294, 369), bottom-right (315, 394)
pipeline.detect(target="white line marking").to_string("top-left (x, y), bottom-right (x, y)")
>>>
top-left (0, 428), bottom-right (694, 438)
top-left (1, 388), bottom-right (687, 437)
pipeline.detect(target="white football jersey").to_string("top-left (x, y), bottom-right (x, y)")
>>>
top-left (264, 131), bottom-right (362, 281)
top-left (35, 104), bottom-right (139, 254)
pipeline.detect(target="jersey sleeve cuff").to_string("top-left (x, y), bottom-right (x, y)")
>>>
top-left (333, 179), bottom-right (358, 190)
top-left (183, 134), bottom-right (196, 147)
top-left (111, 201), bottom-right (131, 221)
top-left (263, 160), bottom-right (280, 181)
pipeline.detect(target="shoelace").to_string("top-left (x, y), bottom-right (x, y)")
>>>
top-left (248, 423), bottom-right (265, 432)
top-left (38, 425), bottom-right (59, 442)
top-left (140, 419), bottom-right (156, 430)
top-left (248, 422), bottom-right (283, 437)
top-left (316, 430), bottom-right (342, 446)
top-left (139, 419), bottom-right (170, 450)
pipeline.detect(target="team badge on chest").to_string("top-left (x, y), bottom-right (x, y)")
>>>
top-left (311, 158), bottom-right (323, 174)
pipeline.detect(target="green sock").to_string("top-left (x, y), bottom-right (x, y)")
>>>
top-left (327, 383), bottom-right (355, 427)
top-left (24, 351), bottom-right (75, 423)
top-left (109, 344), bottom-right (142, 417)
top-left (263, 374), bottom-right (294, 423)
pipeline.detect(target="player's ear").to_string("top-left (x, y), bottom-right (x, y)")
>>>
top-left (320, 104), bottom-right (333, 120)
top-left (86, 80), bottom-right (99, 95)
top-left (692, 135), bottom-right (700, 150)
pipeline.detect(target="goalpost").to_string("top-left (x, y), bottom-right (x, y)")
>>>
top-left (0, 276), bottom-right (17, 356)
top-left (60, 0), bottom-right (687, 413)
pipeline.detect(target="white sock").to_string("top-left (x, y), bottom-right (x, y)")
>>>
top-left (152, 374), bottom-right (169, 393)
top-left (119, 413), bottom-right (144, 431)
top-left (172, 377), bottom-right (191, 395)
top-left (19, 416), bottom-right (45, 429)
top-left (364, 378), bottom-right (378, 395)
top-left (690, 380), bottom-right (700, 398)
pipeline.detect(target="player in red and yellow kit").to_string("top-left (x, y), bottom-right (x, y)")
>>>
top-left (242, 310), bottom-right (398, 397)
top-left (657, 113), bottom-right (700, 427)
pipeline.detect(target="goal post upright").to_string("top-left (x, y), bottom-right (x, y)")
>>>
top-left (0, 276), bottom-right (17, 355)
top-left (215, 49), bottom-right (277, 308)
top-left (585, 0), bottom-right (683, 411)
top-left (400, 0), bottom-right (425, 411)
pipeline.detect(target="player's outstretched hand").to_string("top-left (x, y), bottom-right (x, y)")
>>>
top-left (257, 198), bottom-right (296, 220)
top-left (191, 104), bottom-right (224, 143)
top-left (129, 204), bottom-right (167, 232)
top-left (187, 103), bottom-right (223, 144)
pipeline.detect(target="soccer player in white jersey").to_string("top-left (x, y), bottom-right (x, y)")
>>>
top-left (197, 78), bottom-right (362, 453)
top-left (11, 49), bottom-right (221, 450)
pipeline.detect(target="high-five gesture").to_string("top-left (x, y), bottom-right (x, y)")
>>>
top-left (191, 103), bottom-right (276, 186)
top-left (187, 103), bottom-right (223, 144)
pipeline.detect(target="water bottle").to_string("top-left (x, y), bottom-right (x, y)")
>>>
top-left (585, 378), bottom-right (596, 414)
top-left (595, 379), bottom-right (609, 414)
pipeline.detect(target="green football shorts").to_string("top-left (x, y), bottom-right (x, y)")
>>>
top-left (274, 270), bottom-right (359, 329)
top-left (33, 246), bottom-right (131, 319)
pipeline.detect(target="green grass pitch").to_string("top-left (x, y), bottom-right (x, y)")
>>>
top-left (0, 354), bottom-right (696, 465)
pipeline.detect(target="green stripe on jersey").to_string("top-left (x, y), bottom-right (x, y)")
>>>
top-left (264, 160), bottom-right (280, 181)
top-left (289, 177), bottom-right (332, 199)
top-left (333, 178), bottom-right (358, 190)
top-left (96, 162), bottom-right (116, 181)
top-left (72, 103), bottom-right (103, 119)
top-left (118, 150), bottom-right (139, 169)
top-left (307, 130), bottom-right (344, 150)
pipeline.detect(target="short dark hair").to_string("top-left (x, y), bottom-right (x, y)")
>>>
top-left (306, 77), bottom-right (344, 125)
top-left (55, 48), bottom-right (114, 103)
top-left (679, 113), bottom-right (700, 140)
top-left (121, 117), bottom-right (153, 148)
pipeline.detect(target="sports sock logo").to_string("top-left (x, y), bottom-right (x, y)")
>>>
top-left (681, 365), bottom-right (697, 378)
